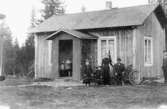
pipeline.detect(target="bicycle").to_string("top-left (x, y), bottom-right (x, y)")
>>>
top-left (123, 65), bottom-right (141, 85)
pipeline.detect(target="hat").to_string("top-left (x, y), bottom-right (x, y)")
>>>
top-left (117, 58), bottom-right (121, 61)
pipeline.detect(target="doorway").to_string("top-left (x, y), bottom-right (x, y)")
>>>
top-left (59, 40), bottom-right (73, 77)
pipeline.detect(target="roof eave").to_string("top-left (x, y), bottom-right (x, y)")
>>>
top-left (32, 25), bottom-right (141, 34)
top-left (46, 29), bottom-right (98, 40)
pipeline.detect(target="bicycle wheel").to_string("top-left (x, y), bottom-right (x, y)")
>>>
top-left (128, 70), bottom-right (141, 85)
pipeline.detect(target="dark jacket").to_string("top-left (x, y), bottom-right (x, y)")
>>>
top-left (82, 65), bottom-right (93, 84)
top-left (113, 63), bottom-right (125, 75)
top-left (162, 57), bottom-right (167, 71)
top-left (102, 57), bottom-right (112, 67)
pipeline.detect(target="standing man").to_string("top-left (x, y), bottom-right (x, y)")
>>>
top-left (113, 58), bottom-right (125, 85)
top-left (162, 51), bottom-right (167, 83)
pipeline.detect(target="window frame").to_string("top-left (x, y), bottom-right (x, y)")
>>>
top-left (97, 36), bottom-right (117, 65)
top-left (144, 36), bottom-right (153, 67)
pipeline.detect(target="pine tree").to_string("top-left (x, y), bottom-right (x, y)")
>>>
top-left (30, 6), bottom-right (36, 28)
top-left (148, 0), bottom-right (157, 4)
top-left (1, 22), bottom-right (15, 76)
top-left (41, 0), bottom-right (65, 20)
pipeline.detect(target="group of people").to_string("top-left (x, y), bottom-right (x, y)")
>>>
top-left (82, 50), bottom-right (167, 86)
top-left (82, 55), bottom-right (125, 86)
top-left (101, 57), bottom-right (125, 85)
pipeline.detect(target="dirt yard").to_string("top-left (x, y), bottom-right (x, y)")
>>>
top-left (0, 83), bottom-right (166, 109)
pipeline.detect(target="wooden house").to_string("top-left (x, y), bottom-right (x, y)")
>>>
top-left (30, 4), bottom-right (166, 81)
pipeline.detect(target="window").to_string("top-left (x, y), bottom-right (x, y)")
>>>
top-left (98, 36), bottom-right (117, 65)
top-left (101, 40), bottom-right (107, 59)
top-left (144, 37), bottom-right (153, 66)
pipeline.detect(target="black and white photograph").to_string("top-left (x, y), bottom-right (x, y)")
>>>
top-left (0, 0), bottom-right (166, 109)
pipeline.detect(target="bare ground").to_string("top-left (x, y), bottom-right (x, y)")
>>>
top-left (0, 79), bottom-right (167, 109)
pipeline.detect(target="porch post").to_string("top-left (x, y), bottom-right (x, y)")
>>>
top-left (34, 34), bottom-right (38, 79)
top-left (52, 39), bottom-right (59, 78)
top-left (73, 39), bottom-right (81, 80)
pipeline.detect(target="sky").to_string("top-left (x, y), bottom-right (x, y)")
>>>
top-left (0, 0), bottom-right (149, 46)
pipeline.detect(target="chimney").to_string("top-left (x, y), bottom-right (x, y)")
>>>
top-left (81, 5), bottom-right (86, 12)
top-left (106, 1), bottom-right (112, 9)
top-left (148, 0), bottom-right (157, 4)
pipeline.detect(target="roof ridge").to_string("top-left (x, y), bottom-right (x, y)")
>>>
top-left (52, 4), bottom-right (157, 17)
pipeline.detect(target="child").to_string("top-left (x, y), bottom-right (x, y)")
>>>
top-left (82, 59), bottom-right (93, 86)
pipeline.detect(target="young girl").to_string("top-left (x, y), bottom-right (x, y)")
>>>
top-left (82, 59), bottom-right (93, 86)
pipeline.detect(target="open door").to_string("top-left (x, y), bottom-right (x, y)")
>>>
top-left (59, 40), bottom-right (73, 77)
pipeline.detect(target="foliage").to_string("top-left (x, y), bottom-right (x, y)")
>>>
top-left (2, 23), bottom-right (15, 75)
top-left (15, 36), bottom-right (34, 77)
top-left (149, 0), bottom-right (167, 16)
top-left (2, 21), bottom-right (34, 77)
top-left (41, 0), bottom-right (65, 20)
top-left (9, 0), bottom-right (66, 78)
top-left (159, 0), bottom-right (167, 16)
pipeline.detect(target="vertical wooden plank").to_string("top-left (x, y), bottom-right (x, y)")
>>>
top-left (53, 39), bottom-right (59, 78)
top-left (34, 34), bottom-right (38, 79)
top-left (1, 36), bottom-right (5, 75)
top-left (73, 39), bottom-right (81, 80)
top-left (47, 40), bottom-right (52, 76)
top-left (97, 38), bottom-right (101, 65)
top-left (41, 38), bottom-right (44, 77)
top-left (133, 28), bottom-right (137, 68)
top-left (0, 36), bottom-right (3, 76)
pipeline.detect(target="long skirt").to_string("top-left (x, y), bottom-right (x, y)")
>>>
top-left (163, 69), bottom-right (167, 83)
top-left (102, 66), bottom-right (110, 85)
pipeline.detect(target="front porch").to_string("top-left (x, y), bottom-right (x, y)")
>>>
top-left (46, 29), bottom-right (97, 80)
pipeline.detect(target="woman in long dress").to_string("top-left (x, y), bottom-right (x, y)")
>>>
top-left (102, 55), bottom-right (113, 85)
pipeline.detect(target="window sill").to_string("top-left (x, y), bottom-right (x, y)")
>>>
top-left (144, 63), bottom-right (153, 67)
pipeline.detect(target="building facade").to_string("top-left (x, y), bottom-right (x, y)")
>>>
top-left (31, 4), bottom-right (166, 81)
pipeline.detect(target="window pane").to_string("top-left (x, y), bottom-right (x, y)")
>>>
top-left (144, 38), bottom-right (152, 65)
top-left (108, 40), bottom-right (115, 61)
top-left (144, 40), bottom-right (147, 63)
top-left (148, 40), bottom-right (151, 64)
top-left (101, 40), bottom-right (107, 59)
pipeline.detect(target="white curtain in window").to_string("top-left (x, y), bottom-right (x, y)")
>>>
top-left (108, 39), bottom-right (115, 62)
top-left (144, 37), bottom-right (152, 65)
top-left (101, 40), bottom-right (107, 59)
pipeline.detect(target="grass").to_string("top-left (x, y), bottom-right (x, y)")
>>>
top-left (0, 84), bottom-right (166, 109)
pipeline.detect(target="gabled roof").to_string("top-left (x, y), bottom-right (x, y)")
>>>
top-left (46, 29), bottom-right (98, 40)
top-left (30, 4), bottom-right (163, 33)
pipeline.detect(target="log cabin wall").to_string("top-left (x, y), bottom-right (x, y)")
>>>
top-left (136, 12), bottom-right (165, 78)
top-left (89, 28), bottom-right (134, 67)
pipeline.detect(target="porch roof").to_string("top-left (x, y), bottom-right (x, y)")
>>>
top-left (46, 29), bottom-right (98, 40)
